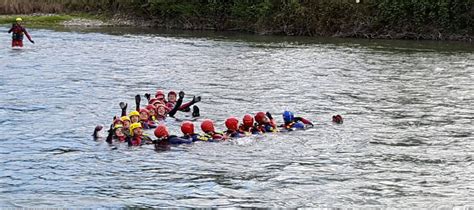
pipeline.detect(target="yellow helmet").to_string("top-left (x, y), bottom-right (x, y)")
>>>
top-left (120, 116), bottom-right (131, 122)
top-left (114, 124), bottom-right (123, 129)
top-left (16, 17), bottom-right (22, 22)
top-left (129, 123), bottom-right (142, 136)
top-left (129, 111), bottom-right (139, 117)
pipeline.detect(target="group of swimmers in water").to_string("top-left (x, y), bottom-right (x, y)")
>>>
top-left (93, 90), bottom-right (343, 150)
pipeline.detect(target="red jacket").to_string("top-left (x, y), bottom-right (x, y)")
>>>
top-left (8, 24), bottom-right (32, 41)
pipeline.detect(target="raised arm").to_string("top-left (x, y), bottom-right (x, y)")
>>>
top-left (168, 91), bottom-right (184, 117)
top-left (295, 117), bottom-right (313, 126)
top-left (135, 94), bottom-right (141, 112)
top-left (119, 102), bottom-right (128, 117)
top-left (179, 96), bottom-right (201, 110)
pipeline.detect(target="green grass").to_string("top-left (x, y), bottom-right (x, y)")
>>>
top-left (0, 13), bottom-right (101, 26)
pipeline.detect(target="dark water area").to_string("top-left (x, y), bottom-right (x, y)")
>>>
top-left (0, 26), bottom-right (473, 208)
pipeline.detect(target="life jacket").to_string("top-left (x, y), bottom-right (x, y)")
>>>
top-left (11, 24), bottom-right (25, 40)
top-left (258, 123), bottom-right (278, 133)
top-left (203, 131), bottom-right (225, 141)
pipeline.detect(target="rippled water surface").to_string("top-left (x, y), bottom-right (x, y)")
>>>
top-left (0, 26), bottom-right (473, 208)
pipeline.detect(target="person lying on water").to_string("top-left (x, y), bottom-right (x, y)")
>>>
top-left (139, 108), bottom-right (157, 129)
top-left (255, 112), bottom-right (278, 133)
top-left (166, 91), bottom-right (201, 117)
top-left (121, 116), bottom-right (131, 129)
top-left (145, 105), bottom-right (157, 121)
top-left (154, 124), bottom-right (193, 145)
top-left (280, 111), bottom-right (313, 130)
top-left (105, 119), bottom-right (130, 143)
top-left (128, 122), bottom-right (153, 146)
top-left (180, 121), bottom-right (211, 142)
top-left (201, 119), bottom-right (226, 141)
top-left (120, 116), bottom-right (131, 137)
top-left (239, 114), bottom-right (261, 135)
top-left (224, 117), bottom-right (245, 138)
top-left (111, 124), bottom-right (127, 143)
top-left (129, 111), bottom-right (140, 123)
top-left (8, 17), bottom-right (34, 48)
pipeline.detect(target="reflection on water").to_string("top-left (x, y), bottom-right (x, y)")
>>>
top-left (0, 26), bottom-right (473, 208)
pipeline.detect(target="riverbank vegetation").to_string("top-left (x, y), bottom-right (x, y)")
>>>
top-left (0, 14), bottom-right (71, 25)
top-left (1, 0), bottom-right (472, 41)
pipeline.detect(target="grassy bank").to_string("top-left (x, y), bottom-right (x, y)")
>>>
top-left (0, 13), bottom-right (110, 27)
top-left (1, 0), bottom-right (473, 41)
top-left (0, 14), bottom-right (74, 25)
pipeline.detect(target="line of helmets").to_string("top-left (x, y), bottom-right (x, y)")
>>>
top-left (94, 90), bottom-right (343, 147)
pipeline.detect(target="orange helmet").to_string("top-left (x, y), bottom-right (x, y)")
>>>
top-left (154, 124), bottom-right (169, 138)
top-left (146, 104), bottom-right (155, 111)
top-left (225, 117), bottom-right (239, 131)
top-left (254, 112), bottom-right (266, 124)
top-left (181, 121), bottom-right (194, 135)
top-left (201, 119), bottom-right (215, 133)
top-left (155, 90), bottom-right (165, 100)
top-left (242, 114), bottom-right (254, 127)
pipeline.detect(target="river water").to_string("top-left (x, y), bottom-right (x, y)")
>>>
top-left (0, 26), bottom-right (473, 208)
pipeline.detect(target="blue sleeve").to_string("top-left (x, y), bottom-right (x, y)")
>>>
top-left (191, 134), bottom-right (201, 142)
top-left (231, 132), bottom-right (244, 138)
top-left (169, 136), bottom-right (193, 144)
top-left (292, 122), bottom-right (305, 129)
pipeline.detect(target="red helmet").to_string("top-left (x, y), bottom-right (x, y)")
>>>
top-left (113, 119), bottom-right (123, 126)
top-left (242, 114), bottom-right (254, 127)
top-left (201, 119), bottom-right (215, 133)
top-left (155, 90), bottom-right (165, 99)
top-left (255, 112), bottom-right (266, 124)
top-left (145, 104), bottom-right (155, 111)
top-left (225, 117), bottom-right (239, 131)
top-left (154, 124), bottom-right (169, 138)
top-left (168, 91), bottom-right (177, 97)
top-left (181, 121), bottom-right (194, 135)
top-left (149, 98), bottom-right (158, 105)
top-left (139, 108), bottom-right (149, 115)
